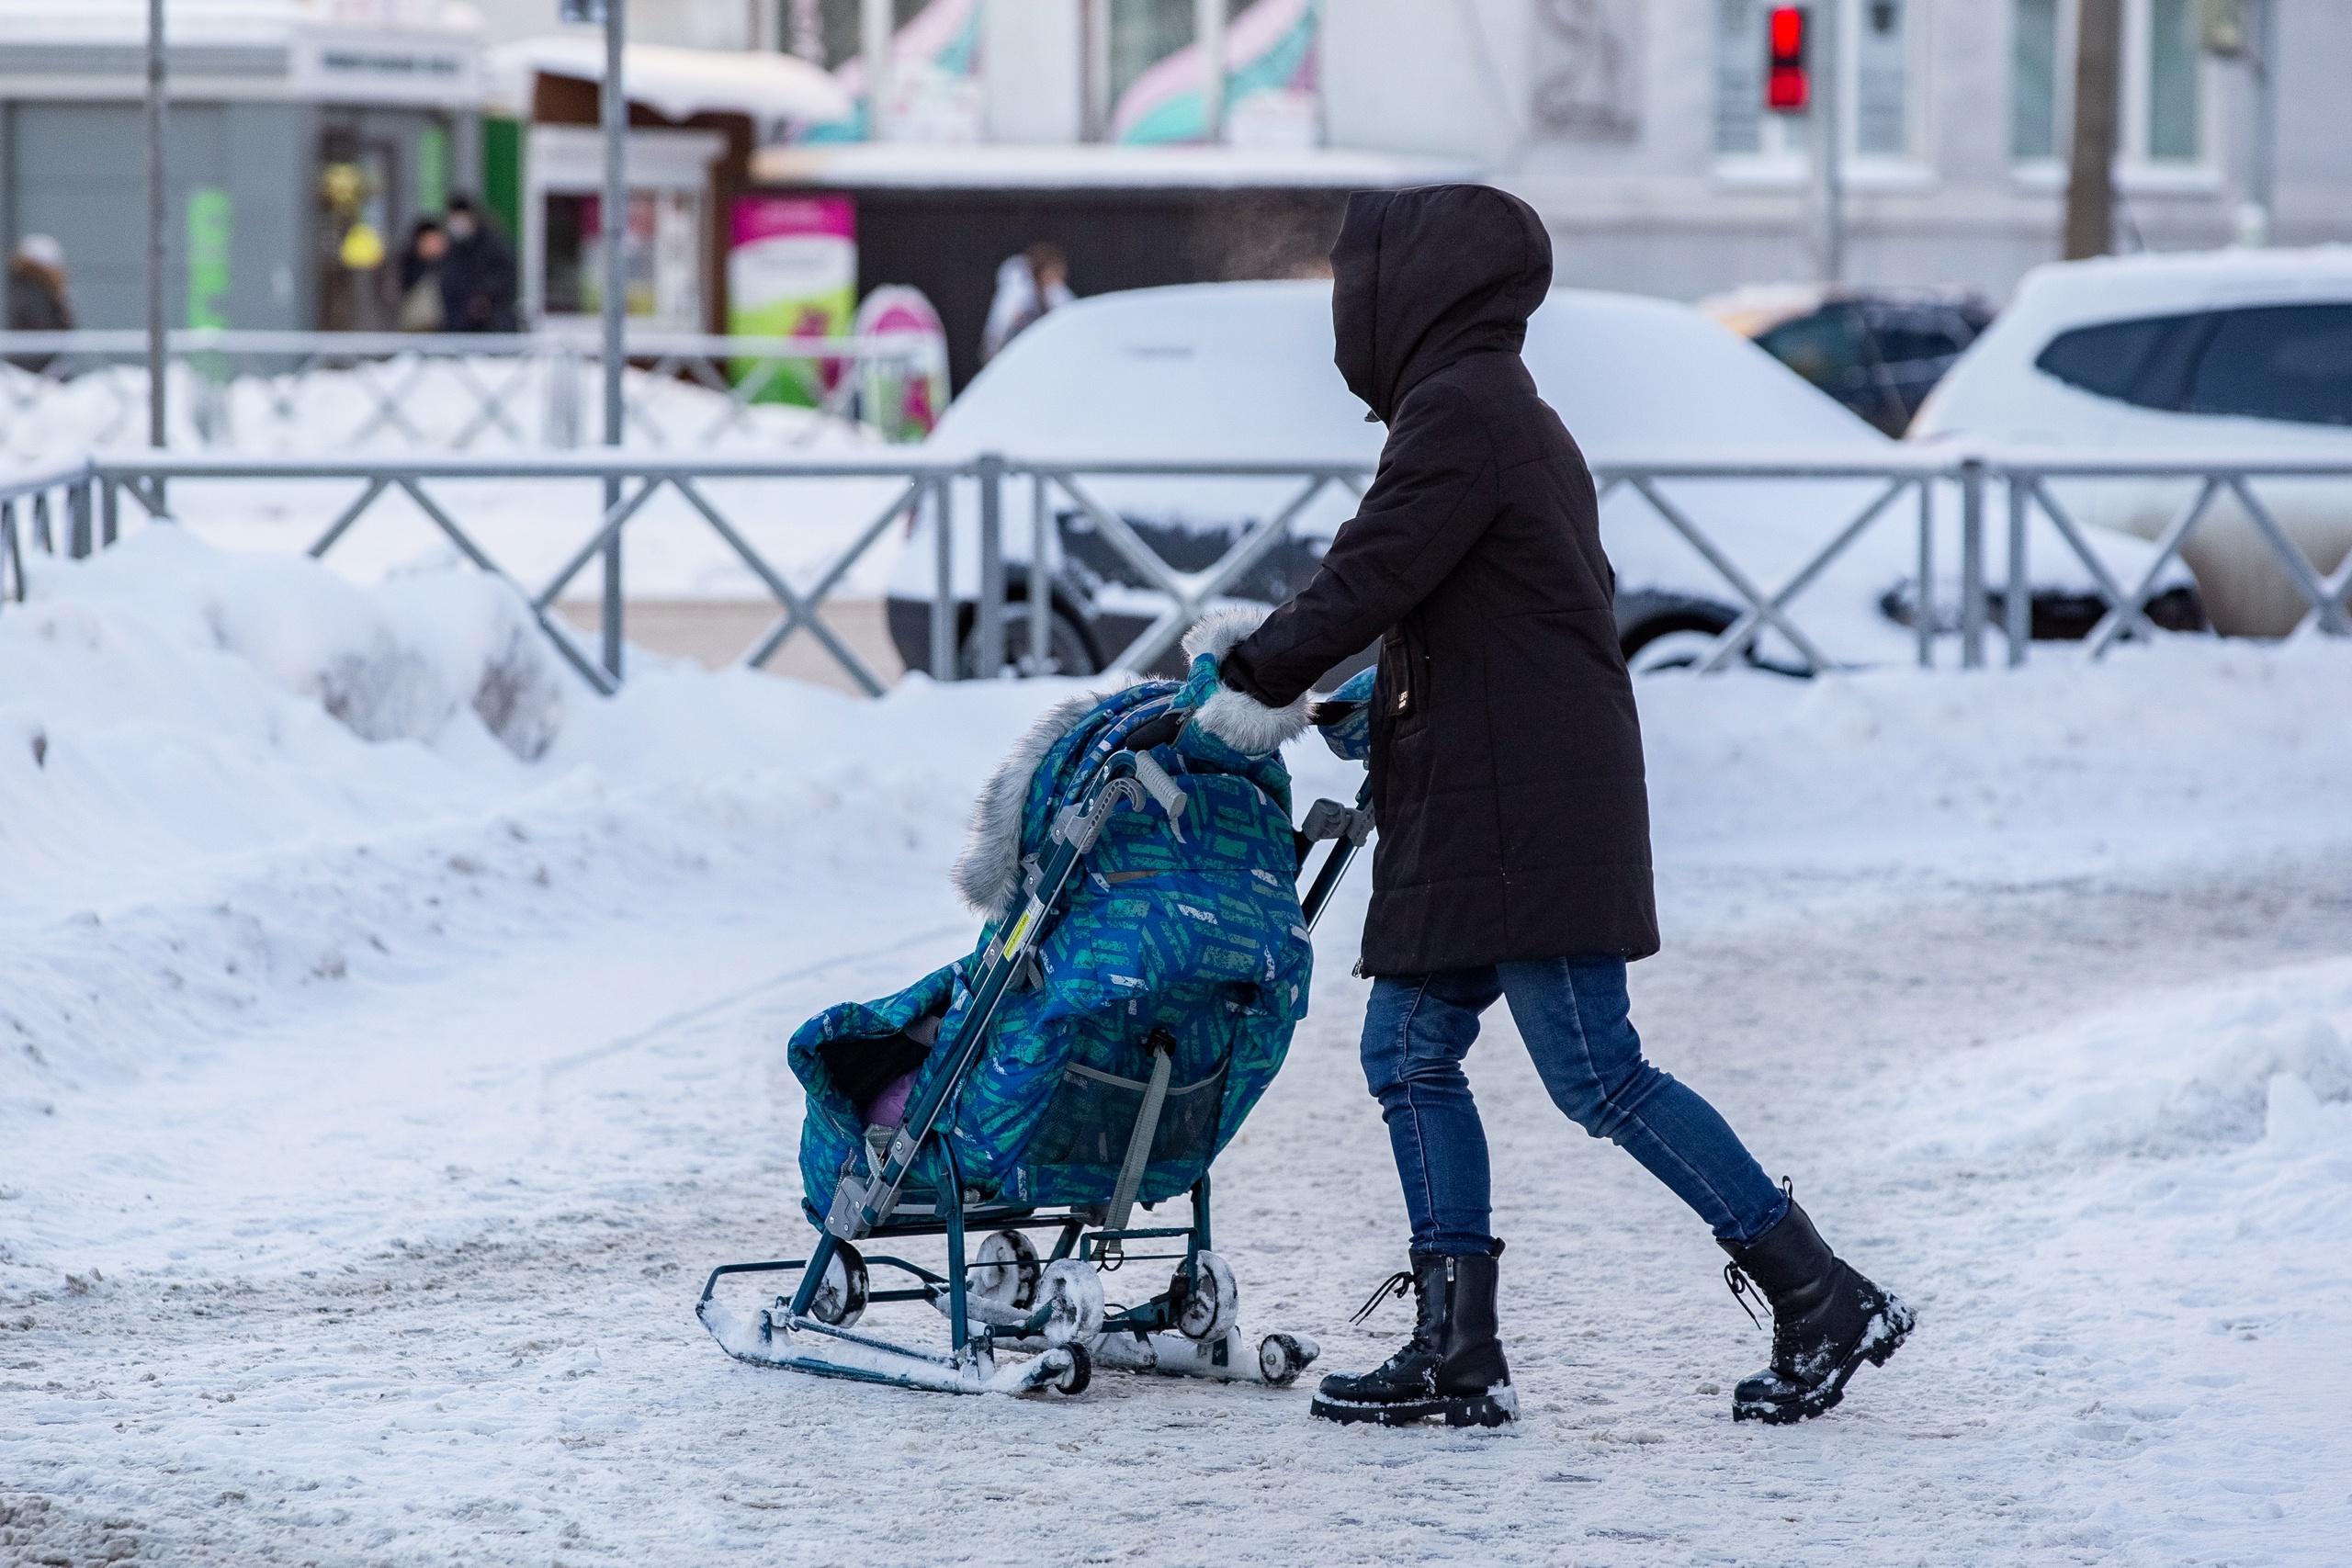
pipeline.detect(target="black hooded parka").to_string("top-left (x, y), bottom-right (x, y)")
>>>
top-left (1222, 185), bottom-right (1659, 976)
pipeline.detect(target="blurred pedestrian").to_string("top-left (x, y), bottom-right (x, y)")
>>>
top-left (978, 243), bottom-right (1072, 367)
top-left (438, 196), bottom-right (518, 334)
top-left (6, 234), bottom-right (74, 372)
top-left (397, 219), bottom-right (448, 333)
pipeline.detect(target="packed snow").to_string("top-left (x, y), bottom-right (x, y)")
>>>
top-left (3, 533), bottom-right (2348, 1565)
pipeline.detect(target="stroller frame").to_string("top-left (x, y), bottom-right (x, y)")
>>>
top-left (696, 715), bottom-right (1373, 1397)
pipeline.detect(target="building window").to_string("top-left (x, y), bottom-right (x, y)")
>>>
top-left (2009, 0), bottom-right (2211, 169)
top-left (1713, 0), bottom-right (1920, 166)
top-left (1713, 0), bottom-right (1770, 155)
top-left (2143, 0), bottom-right (2200, 161)
top-left (1852, 0), bottom-right (1910, 156)
top-left (2011, 0), bottom-right (2062, 159)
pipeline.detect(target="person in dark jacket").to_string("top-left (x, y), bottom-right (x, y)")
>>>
top-left (436, 196), bottom-right (519, 333)
top-left (6, 235), bottom-right (74, 373)
top-left (1209, 185), bottom-right (1912, 1429)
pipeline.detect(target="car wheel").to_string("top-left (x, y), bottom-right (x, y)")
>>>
top-left (1626, 626), bottom-right (1729, 675)
top-left (1623, 604), bottom-right (1746, 676)
top-left (959, 603), bottom-right (1100, 679)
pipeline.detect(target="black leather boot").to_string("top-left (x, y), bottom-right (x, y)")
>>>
top-left (1720, 1195), bottom-right (1913, 1424)
top-left (1311, 1251), bottom-right (1517, 1427)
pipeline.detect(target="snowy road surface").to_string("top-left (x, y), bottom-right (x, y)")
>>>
top-left (6, 536), bottom-right (2350, 1565)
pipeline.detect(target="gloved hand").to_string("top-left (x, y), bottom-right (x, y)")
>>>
top-left (1312, 667), bottom-right (1376, 761)
top-left (1174, 609), bottom-right (1311, 759)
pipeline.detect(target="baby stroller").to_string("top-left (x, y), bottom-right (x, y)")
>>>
top-left (695, 632), bottom-right (1369, 1396)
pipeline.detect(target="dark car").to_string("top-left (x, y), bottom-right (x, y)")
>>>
top-left (1705, 286), bottom-right (1996, 436)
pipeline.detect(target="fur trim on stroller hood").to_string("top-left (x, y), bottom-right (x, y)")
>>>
top-left (948, 609), bottom-right (1314, 921)
top-left (949, 683), bottom-right (1125, 921)
top-left (1182, 607), bottom-right (1314, 758)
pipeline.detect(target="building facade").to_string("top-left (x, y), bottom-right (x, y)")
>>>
top-left (0, 0), bottom-right (484, 333)
top-left (608, 0), bottom-right (2352, 306)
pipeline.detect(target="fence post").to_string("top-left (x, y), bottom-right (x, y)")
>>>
top-left (101, 475), bottom-right (120, 547)
top-left (1914, 475), bottom-right (1934, 669)
top-left (2005, 470), bottom-right (2030, 666)
top-left (975, 453), bottom-right (1006, 679)
top-left (929, 475), bottom-right (956, 680)
top-left (549, 340), bottom-right (581, 448)
top-left (69, 474), bottom-right (93, 558)
top-left (1028, 470), bottom-right (1051, 675)
top-left (1959, 456), bottom-right (1986, 670)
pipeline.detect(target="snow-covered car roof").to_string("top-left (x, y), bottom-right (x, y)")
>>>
top-left (1998, 246), bottom-right (2352, 333)
top-left (927, 279), bottom-right (1886, 465)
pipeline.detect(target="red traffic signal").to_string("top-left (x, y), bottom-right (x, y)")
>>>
top-left (1767, 6), bottom-right (1810, 112)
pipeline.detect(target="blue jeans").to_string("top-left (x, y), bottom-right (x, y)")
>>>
top-left (1360, 956), bottom-right (1790, 1256)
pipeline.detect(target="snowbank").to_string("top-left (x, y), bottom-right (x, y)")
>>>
top-left (7, 532), bottom-right (2352, 1128)
top-left (0, 533), bottom-right (1046, 1131)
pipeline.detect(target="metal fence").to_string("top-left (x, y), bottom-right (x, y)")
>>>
top-left (0, 330), bottom-right (925, 454)
top-left (6, 447), bottom-right (2347, 696)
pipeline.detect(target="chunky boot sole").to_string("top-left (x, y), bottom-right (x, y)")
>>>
top-left (1734, 1297), bottom-right (1916, 1425)
top-left (1311, 1385), bottom-right (1520, 1428)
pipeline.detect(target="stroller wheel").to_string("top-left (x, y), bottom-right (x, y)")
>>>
top-left (1037, 1259), bottom-right (1105, 1347)
top-left (1050, 1343), bottom-right (1092, 1396)
top-left (1257, 1333), bottom-right (1316, 1387)
top-left (807, 1243), bottom-right (869, 1329)
top-left (1171, 1250), bottom-right (1239, 1342)
top-left (968, 1229), bottom-right (1041, 1310)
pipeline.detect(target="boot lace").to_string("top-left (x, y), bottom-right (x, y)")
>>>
top-left (1348, 1269), bottom-right (1413, 1326)
top-left (1723, 1262), bottom-right (1766, 1330)
top-left (1723, 1176), bottom-right (1796, 1331)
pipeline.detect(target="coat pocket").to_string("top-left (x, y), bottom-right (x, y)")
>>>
top-left (1379, 621), bottom-right (1430, 733)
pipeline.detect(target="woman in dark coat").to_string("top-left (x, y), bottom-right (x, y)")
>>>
top-left (1211, 185), bottom-right (1911, 1429)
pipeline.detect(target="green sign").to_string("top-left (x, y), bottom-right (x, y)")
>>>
top-left (187, 187), bottom-right (232, 330)
top-left (417, 123), bottom-right (449, 217)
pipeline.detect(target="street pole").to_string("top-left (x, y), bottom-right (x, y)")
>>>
top-left (144, 0), bottom-right (167, 450)
top-left (861, 0), bottom-right (893, 139)
top-left (1815, 0), bottom-right (1844, 285)
top-left (1196, 0), bottom-right (1227, 142)
top-left (2064, 0), bottom-right (2123, 260)
top-left (599, 0), bottom-right (627, 680)
top-left (2251, 0), bottom-right (2278, 245)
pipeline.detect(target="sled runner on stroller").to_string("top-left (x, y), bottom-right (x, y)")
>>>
top-left (696, 657), bottom-right (1371, 1396)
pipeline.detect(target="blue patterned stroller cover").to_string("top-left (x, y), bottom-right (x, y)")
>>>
top-left (787, 671), bottom-right (1314, 1216)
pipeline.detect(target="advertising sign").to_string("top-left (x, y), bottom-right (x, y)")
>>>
top-left (187, 189), bottom-right (232, 330)
top-left (727, 194), bottom-right (857, 407)
top-left (852, 285), bottom-right (950, 443)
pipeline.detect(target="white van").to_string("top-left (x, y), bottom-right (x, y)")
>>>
top-left (1912, 248), bottom-right (2352, 636)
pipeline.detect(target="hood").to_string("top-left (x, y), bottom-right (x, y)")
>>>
top-left (1330, 184), bottom-right (1553, 423)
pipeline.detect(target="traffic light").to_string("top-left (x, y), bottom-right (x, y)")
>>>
top-left (1766, 6), bottom-right (1810, 113)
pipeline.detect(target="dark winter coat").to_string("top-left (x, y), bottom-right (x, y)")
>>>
top-left (1221, 185), bottom-right (1658, 976)
top-left (6, 260), bottom-right (73, 372)
top-left (438, 227), bottom-right (518, 333)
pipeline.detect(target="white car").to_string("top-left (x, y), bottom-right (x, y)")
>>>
top-left (1911, 247), bottom-right (2352, 636)
top-left (888, 280), bottom-right (2190, 677)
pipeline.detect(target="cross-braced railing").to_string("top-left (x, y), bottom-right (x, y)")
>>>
top-left (17, 446), bottom-right (2351, 689)
top-left (0, 459), bottom-right (105, 613)
top-left (0, 330), bottom-right (922, 457)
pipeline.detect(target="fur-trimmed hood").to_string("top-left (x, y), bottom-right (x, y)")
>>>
top-left (946, 608), bottom-right (1316, 921)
